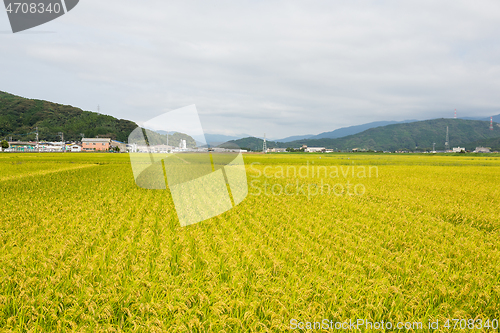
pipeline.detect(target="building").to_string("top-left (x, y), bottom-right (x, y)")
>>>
top-left (7, 141), bottom-right (37, 152)
top-left (40, 142), bottom-right (63, 152)
top-left (452, 147), bottom-right (465, 153)
top-left (474, 147), bottom-right (491, 153)
top-left (305, 147), bottom-right (325, 153)
top-left (210, 147), bottom-right (244, 153)
top-left (82, 138), bottom-right (111, 151)
top-left (267, 148), bottom-right (287, 153)
top-left (111, 140), bottom-right (127, 152)
top-left (68, 144), bottom-right (82, 152)
top-left (149, 144), bottom-right (173, 153)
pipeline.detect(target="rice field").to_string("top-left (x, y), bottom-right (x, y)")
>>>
top-left (0, 152), bottom-right (499, 332)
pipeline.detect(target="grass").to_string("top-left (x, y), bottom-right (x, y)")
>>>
top-left (0, 152), bottom-right (499, 332)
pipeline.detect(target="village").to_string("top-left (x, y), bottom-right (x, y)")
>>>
top-left (1, 138), bottom-right (494, 154)
top-left (0, 137), bottom-right (247, 153)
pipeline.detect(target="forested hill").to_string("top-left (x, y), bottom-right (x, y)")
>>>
top-left (0, 91), bottom-right (137, 142)
top-left (221, 118), bottom-right (500, 151)
top-left (288, 118), bottom-right (500, 151)
top-left (218, 137), bottom-right (281, 151)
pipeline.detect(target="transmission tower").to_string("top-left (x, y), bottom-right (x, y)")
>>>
top-left (490, 117), bottom-right (494, 131)
top-left (35, 127), bottom-right (39, 152)
top-left (263, 133), bottom-right (267, 153)
top-left (454, 109), bottom-right (457, 119)
top-left (445, 126), bottom-right (450, 150)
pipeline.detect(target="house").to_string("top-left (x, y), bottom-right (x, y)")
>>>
top-left (474, 147), bottom-right (491, 153)
top-left (39, 142), bottom-right (63, 152)
top-left (267, 148), bottom-right (287, 153)
top-left (82, 138), bottom-right (111, 151)
top-left (111, 140), bottom-right (127, 152)
top-left (452, 147), bottom-right (465, 153)
top-left (305, 147), bottom-right (325, 153)
top-left (68, 144), bottom-right (82, 152)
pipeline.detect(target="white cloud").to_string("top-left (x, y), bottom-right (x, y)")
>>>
top-left (2, 0), bottom-right (500, 138)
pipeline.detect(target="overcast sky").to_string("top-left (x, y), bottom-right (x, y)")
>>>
top-left (2, 0), bottom-right (500, 138)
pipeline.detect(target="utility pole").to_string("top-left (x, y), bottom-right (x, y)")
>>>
top-left (58, 132), bottom-right (64, 152)
top-left (433, 142), bottom-right (436, 152)
top-left (263, 133), bottom-right (267, 153)
top-left (444, 126), bottom-right (449, 151)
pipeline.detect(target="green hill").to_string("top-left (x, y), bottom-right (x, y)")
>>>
top-left (0, 91), bottom-right (137, 142)
top-left (297, 118), bottom-right (500, 151)
top-left (467, 137), bottom-right (500, 151)
top-left (222, 119), bottom-right (500, 151)
top-left (142, 129), bottom-right (197, 148)
top-left (218, 136), bottom-right (282, 151)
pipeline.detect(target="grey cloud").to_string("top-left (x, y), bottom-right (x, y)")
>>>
top-left (1, 0), bottom-right (500, 137)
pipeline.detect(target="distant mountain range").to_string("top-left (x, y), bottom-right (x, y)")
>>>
top-left (272, 121), bottom-right (418, 142)
top-left (274, 116), bottom-right (500, 142)
top-left (219, 137), bottom-right (282, 151)
top-left (2, 89), bottom-right (499, 151)
top-left (275, 134), bottom-right (315, 142)
top-left (220, 118), bottom-right (500, 151)
top-left (203, 133), bottom-right (252, 147)
top-left (156, 115), bottom-right (500, 146)
top-left (181, 133), bottom-right (254, 147)
top-left (307, 120), bottom-right (419, 140)
top-left (460, 115), bottom-right (500, 122)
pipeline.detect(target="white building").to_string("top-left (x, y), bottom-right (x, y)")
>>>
top-left (40, 142), bottom-right (63, 152)
top-left (149, 144), bottom-right (173, 153)
top-left (305, 147), bottom-right (325, 153)
top-left (474, 147), bottom-right (491, 153)
top-left (267, 148), bottom-right (287, 153)
top-left (68, 144), bottom-right (82, 152)
top-left (452, 147), bottom-right (465, 153)
top-left (211, 147), bottom-right (244, 153)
